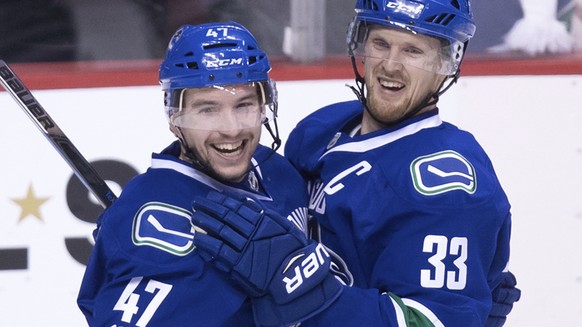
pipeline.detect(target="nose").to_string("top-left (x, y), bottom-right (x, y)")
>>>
top-left (380, 51), bottom-right (404, 72)
top-left (217, 110), bottom-right (242, 131)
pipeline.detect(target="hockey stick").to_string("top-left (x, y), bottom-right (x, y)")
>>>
top-left (0, 59), bottom-right (116, 208)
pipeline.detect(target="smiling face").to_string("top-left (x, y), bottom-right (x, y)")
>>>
top-left (170, 84), bottom-right (263, 182)
top-left (361, 26), bottom-right (447, 134)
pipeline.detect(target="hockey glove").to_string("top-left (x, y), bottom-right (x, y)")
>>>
top-left (192, 190), bottom-right (342, 326)
top-left (486, 271), bottom-right (521, 327)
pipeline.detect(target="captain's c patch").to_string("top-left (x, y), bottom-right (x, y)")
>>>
top-left (132, 202), bottom-right (196, 256)
top-left (410, 150), bottom-right (476, 196)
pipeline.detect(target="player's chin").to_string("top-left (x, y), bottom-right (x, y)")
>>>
top-left (208, 141), bottom-right (255, 180)
top-left (213, 163), bottom-right (250, 183)
top-left (209, 152), bottom-right (252, 182)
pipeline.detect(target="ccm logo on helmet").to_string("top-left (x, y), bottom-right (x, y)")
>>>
top-left (283, 243), bottom-right (330, 294)
top-left (205, 58), bottom-right (244, 68)
top-left (386, 0), bottom-right (424, 17)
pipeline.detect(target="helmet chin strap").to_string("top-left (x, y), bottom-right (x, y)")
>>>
top-left (263, 119), bottom-right (281, 152)
top-left (348, 55), bottom-right (368, 107)
top-left (348, 54), bottom-right (460, 129)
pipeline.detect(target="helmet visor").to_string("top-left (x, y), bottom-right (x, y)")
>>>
top-left (168, 82), bottom-right (275, 131)
top-left (350, 23), bottom-right (461, 76)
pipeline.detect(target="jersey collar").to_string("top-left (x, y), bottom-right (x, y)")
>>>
top-left (152, 143), bottom-right (273, 202)
top-left (320, 109), bottom-right (442, 160)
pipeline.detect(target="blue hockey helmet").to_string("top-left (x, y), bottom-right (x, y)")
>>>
top-left (160, 22), bottom-right (276, 121)
top-left (160, 22), bottom-right (272, 90)
top-left (159, 22), bottom-right (280, 149)
top-left (347, 0), bottom-right (476, 75)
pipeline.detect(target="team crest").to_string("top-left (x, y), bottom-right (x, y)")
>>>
top-left (132, 202), bottom-right (197, 256)
top-left (410, 150), bottom-right (476, 195)
top-left (247, 170), bottom-right (259, 192)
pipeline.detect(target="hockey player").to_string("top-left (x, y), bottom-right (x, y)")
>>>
top-left (76, 22), bottom-right (312, 326)
top-left (285, 0), bottom-right (519, 325)
top-left (191, 0), bottom-right (520, 326)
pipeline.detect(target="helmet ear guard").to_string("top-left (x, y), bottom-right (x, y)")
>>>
top-left (347, 17), bottom-right (367, 56)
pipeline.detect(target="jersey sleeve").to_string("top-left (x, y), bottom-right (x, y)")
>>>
top-left (285, 100), bottom-right (363, 175)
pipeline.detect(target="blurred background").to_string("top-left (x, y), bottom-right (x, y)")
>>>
top-left (1, 0), bottom-right (581, 63)
top-left (1, 1), bottom-right (582, 326)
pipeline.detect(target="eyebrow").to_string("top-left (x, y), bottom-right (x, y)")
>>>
top-left (187, 92), bottom-right (258, 108)
top-left (188, 99), bottom-right (218, 107)
top-left (369, 28), bottom-right (439, 50)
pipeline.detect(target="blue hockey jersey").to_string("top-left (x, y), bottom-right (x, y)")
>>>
top-left (285, 101), bottom-right (512, 327)
top-left (77, 141), bottom-right (309, 326)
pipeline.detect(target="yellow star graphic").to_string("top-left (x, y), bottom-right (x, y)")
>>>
top-left (11, 184), bottom-right (50, 222)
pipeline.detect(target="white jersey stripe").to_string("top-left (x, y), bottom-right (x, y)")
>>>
top-left (388, 296), bottom-right (408, 327)
top-left (151, 158), bottom-right (273, 202)
top-left (402, 298), bottom-right (445, 327)
top-left (320, 115), bottom-right (442, 159)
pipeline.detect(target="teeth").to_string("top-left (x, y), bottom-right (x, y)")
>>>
top-left (380, 80), bottom-right (404, 89)
top-left (215, 141), bottom-right (243, 152)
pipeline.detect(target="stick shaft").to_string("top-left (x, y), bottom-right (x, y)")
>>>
top-left (0, 60), bottom-right (116, 208)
